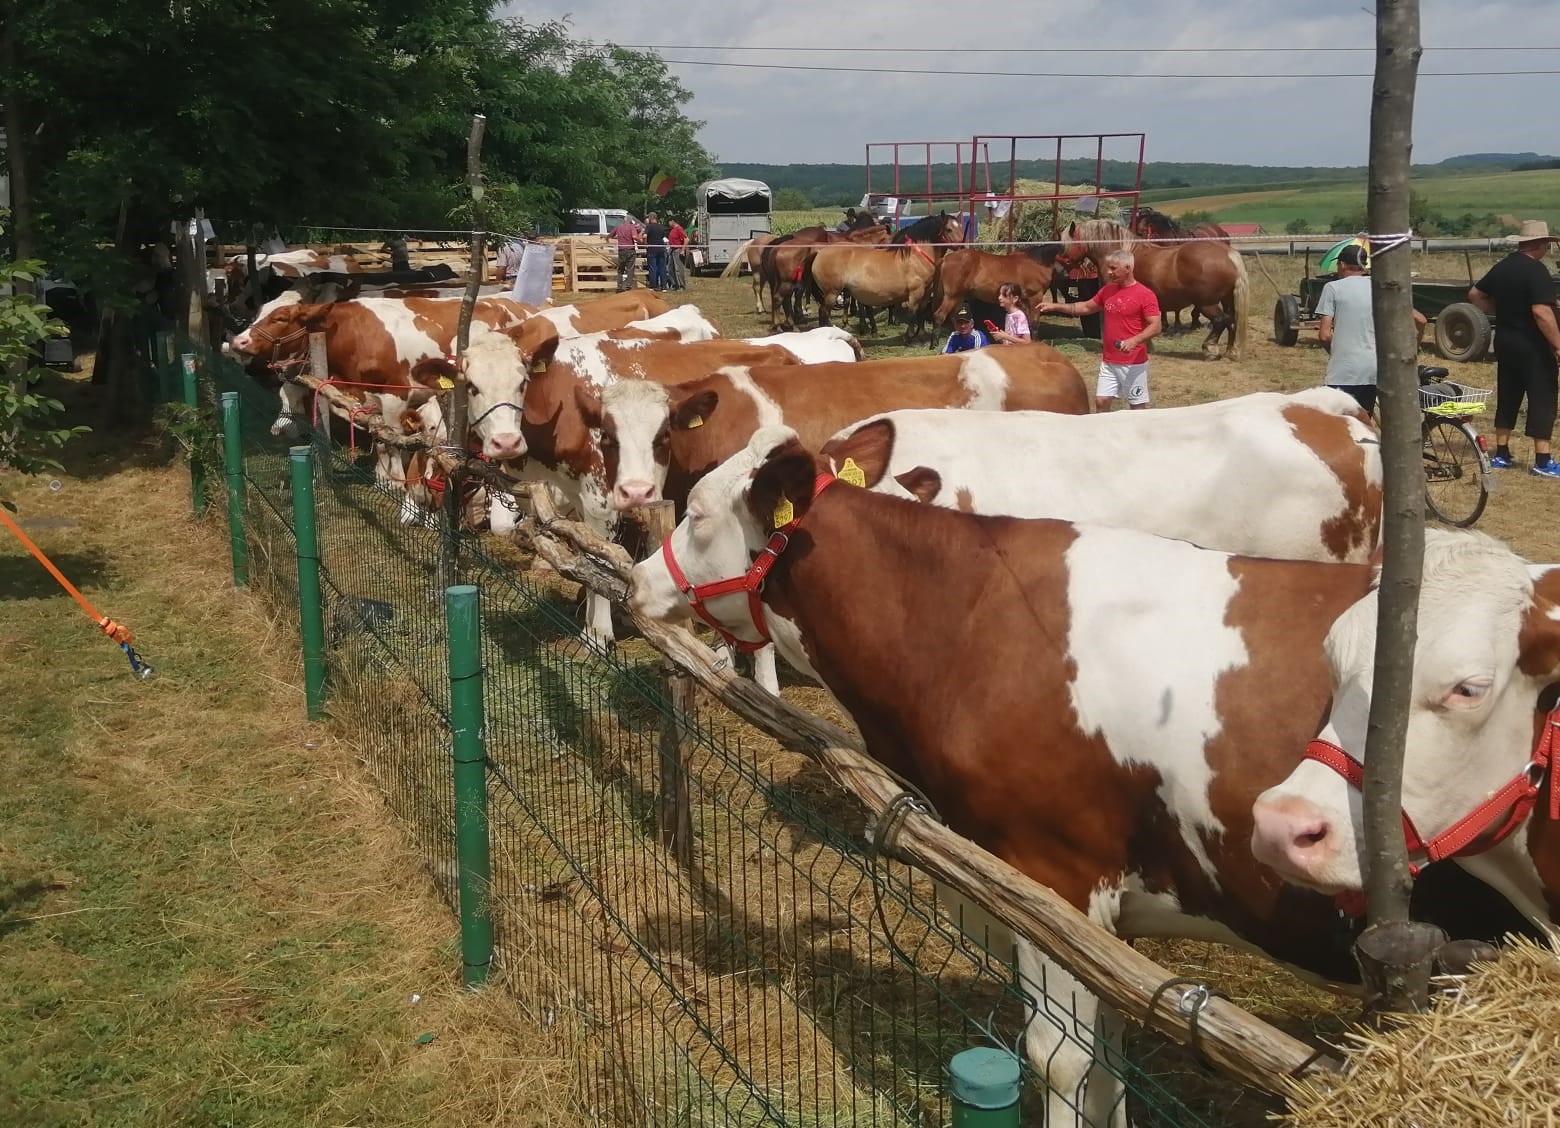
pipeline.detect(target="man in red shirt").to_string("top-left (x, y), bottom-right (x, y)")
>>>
top-left (1037, 249), bottom-right (1162, 411)
top-left (610, 215), bottom-right (644, 291)
top-left (667, 218), bottom-right (689, 290)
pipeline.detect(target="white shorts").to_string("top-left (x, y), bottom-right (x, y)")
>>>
top-left (1097, 362), bottom-right (1150, 405)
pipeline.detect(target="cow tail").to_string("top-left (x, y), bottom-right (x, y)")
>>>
top-left (719, 241), bottom-right (752, 280)
top-left (1228, 247), bottom-right (1250, 361)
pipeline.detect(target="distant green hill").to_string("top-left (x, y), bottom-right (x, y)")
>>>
top-left (716, 153), bottom-right (1559, 208)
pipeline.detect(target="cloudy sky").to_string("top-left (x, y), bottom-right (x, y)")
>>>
top-left (498, 1), bottom-right (1559, 169)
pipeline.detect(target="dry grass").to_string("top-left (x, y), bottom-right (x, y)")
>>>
top-left (1283, 937), bottom-right (1560, 1127)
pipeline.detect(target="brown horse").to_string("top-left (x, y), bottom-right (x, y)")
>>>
top-left (718, 232), bottom-right (779, 314)
top-left (806, 213), bottom-right (964, 339)
top-left (930, 244), bottom-right (1064, 328)
top-left (1061, 218), bottom-right (1249, 360)
top-left (759, 214), bottom-right (885, 331)
top-left (1128, 209), bottom-right (1233, 333)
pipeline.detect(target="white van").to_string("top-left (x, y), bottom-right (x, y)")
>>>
top-left (694, 179), bottom-right (772, 272)
top-left (562, 208), bottom-right (634, 236)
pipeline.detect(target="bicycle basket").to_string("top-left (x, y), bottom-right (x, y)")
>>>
top-left (1420, 382), bottom-right (1492, 416)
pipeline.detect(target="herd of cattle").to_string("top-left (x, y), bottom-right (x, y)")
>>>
top-left (224, 268), bottom-right (1558, 1126)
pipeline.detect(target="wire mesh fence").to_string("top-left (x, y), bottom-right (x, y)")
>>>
top-left (169, 339), bottom-right (1269, 1127)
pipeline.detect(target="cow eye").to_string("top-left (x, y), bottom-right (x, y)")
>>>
top-left (1441, 677), bottom-right (1493, 709)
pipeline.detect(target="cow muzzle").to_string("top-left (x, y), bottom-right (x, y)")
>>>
top-left (1249, 793), bottom-right (1343, 889)
top-left (613, 480), bottom-right (660, 509)
top-left (484, 432), bottom-right (526, 460)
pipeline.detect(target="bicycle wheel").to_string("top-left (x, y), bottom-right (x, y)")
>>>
top-left (1422, 418), bottom-right (1489, 527)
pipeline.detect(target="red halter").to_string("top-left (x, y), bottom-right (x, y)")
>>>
top-left (1303, 706), bottom-right (1560, 915)
top-left (659, 472), bottom-right (836, 654)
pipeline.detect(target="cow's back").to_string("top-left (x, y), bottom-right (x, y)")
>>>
top-left (828, 389), bottom-right (1380, 563)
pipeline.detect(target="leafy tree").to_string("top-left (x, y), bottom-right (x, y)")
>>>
top-left (1285, 217), bottom-right (1313, 235)
top-left (0, 247), bottom-right (87, 480)
top-left (773, 188), bottom-right (813, 211)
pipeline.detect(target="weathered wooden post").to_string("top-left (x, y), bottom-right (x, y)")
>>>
top-left (289, 445), bottom-right (328, 720)
top-left (307, 331), bottom-right (330, 453)
top-left (446, 583), bottom-right (494, 987)
top-left (220, 391), bottom-right (248, 588)
top-left (1357, 0), bottom-right (1440, 1017)
top-left (641, 500), bottom-right (695, 866)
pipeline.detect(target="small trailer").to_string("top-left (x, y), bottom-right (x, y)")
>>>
top-left (693, 179), bottom-right (772, 273)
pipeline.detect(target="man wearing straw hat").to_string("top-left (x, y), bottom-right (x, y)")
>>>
top-left (1468, 219), bottom-right (1560, 477)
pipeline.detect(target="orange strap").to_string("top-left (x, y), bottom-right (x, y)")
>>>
top-left (0, 505), bottom-right (132, 644)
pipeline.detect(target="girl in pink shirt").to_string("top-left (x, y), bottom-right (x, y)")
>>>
top-left (991, 282), bottom-right (1031, 344)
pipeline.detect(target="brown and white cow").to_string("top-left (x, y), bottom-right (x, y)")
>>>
top-left (597, 344), bottom-right (1090, 518)
top-left (823, 388), bottom-right (1381, 562)
top-left (227, 295), bottom-right (535, 435)
top-left (1252, 545), bottom-right (1560, 929)
top-left (629, 428), bottom-right (1538, 1126)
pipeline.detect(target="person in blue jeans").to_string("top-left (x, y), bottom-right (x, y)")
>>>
top-left (643, 213), bottom-right (669, 291)
top-left (942, 308), bottom-right (991, 353)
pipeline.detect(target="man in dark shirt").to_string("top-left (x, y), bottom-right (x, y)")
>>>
top-left (1469, 220), bottom-right (1560, 477)
top-left (643, 213), bottom-right (669, 291)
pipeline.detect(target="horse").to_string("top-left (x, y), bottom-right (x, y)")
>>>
top-left (1061, 218), bottom-right (1249, 360)
top-left (805, 213), bottom-right (964, 343)
top-left (758, 213), bottom-right (884, 331)
top-left (929, 244), bottom-right (1065, 339)
top-left (1127, 210), bottom-right (1233, 334)
top-left (718, 232), bottom-right (779, 314)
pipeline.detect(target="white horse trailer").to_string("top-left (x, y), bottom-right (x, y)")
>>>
top-left (695, 179), bottom-right (772, 273)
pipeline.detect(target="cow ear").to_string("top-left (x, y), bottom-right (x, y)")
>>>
top-left (404, 387), bottom-right (435, 409)
top-left (573, 382), bottom-right (603, 429)
top-left (747, 437), bottom-right (818, 531)
top-left (516, 320), bottom-right (561, 368)
top-left (410, 357), bottom-right (459, 390)
top-left (820, 417), bottom-right (893, 488)
top-left (671, 389), bottom-right (719, 431)
top-left (1519, 594), bottom-right (1560, 684)
top-left (894, 466), bottom-right (943, 503)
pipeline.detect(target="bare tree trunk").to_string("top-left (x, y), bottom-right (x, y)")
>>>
top-left (1360, 0), bottom-right (1423, 929)
top-left (0, 11), bottom-right (38, 262)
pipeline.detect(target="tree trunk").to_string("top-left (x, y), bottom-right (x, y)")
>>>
top-left (0, 12), bottom-right (38, 262)
top-left (1360, 0), bottom-right (1423, 934)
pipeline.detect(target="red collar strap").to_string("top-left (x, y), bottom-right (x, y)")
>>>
top-left (1305, 707), bottom-right (1560, 916)
top-left (661, 471), bottom-right (836, 654)
top-left (903, 236), bottom-right (938, 268)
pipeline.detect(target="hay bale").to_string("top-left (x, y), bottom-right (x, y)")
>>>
top-left (1283, 936), bottom-right (1560, 1127)
top-left (976, 180), bottom-right (1128, 247)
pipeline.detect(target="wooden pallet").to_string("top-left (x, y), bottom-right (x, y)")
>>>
top-left (548, 236), bottom-right (645, 293)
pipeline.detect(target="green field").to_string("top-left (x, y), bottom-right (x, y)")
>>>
top-left (1144, 168), bottom-right (1560, 231)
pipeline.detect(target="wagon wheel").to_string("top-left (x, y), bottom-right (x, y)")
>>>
top-left (1434, 303), bottom-right (1492, 363)
top-left (1272, 294), bottom-right (1301, 347)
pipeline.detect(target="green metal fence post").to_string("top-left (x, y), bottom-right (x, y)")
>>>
top-left (289, 446), bottom-right (328, 720)
top-left (154, 331), bottom-right (173, 404)
top-left (220, 392), bottom-right (248, 588)
top-left (446, 583), bottom-right (493, 988)
top-left (948, 1048), bottom-right (1021, 1128)
top-left (181, 352), bottom-right (208, 516)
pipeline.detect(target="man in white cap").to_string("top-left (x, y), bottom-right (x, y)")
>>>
top-left (1468, 219), bottom-right (1560, 477)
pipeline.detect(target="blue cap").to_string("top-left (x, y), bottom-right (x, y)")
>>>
top-left (948, 1047), bottom-right (1021, 1109)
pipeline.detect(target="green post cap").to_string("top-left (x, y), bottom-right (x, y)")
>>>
top-left (949, 1047), bottom-right (1021, 1109)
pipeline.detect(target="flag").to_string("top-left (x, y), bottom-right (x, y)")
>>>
top-left (648, 171), bottom-right (676, 197)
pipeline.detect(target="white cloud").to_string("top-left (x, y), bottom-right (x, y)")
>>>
top-left (498, 1), bottom-right (1560, 167)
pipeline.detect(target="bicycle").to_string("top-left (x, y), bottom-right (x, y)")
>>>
top-left (1418, 365), bottom-right (1493, 527)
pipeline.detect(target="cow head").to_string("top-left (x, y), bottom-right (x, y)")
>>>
top-left (1251, 532), bottom-right (1560, 918)
top-left (228, 297), bottom-right (327, 356)
top-left (589, 381), bottom-right (720, 511)
top-left (630, 425), bottom-right (814, 642)
top-left (409, 333), bottom-right (529, 461)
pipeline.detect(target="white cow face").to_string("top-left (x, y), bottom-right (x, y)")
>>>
top-left (1251, 532), bottom-right (1560, 897)
top-left (417, 332), bottom-right (531, 461)
top-left (592, 382), bottom-right (721, 511)
top-left (629, 424), bottom-right (813, 641)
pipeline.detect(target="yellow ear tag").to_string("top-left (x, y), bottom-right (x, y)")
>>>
top-left (437, 377), bottom-right (455, 390)
top-left (838, 457), bottom-right (866, 488)
top-left (772, 497), bottom-right (794, 529)
top-left (685, 415), bottom-right (704, 429)
top-left (530, 359), bottom-right (548, 374)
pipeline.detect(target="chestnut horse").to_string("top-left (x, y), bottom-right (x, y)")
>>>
top-left (1061, 218), bottom-right (1250, 360)
top-left (1130, 207), bottom-right (1231, 244)
top-left (930, 244), bottom-right (1065, 330)
top-left (806, 213), bottom-right (964, 340)
top-left (759, 214), bottom-right (885, 331)
top-left (719, 232), bottom-right (779, 314)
